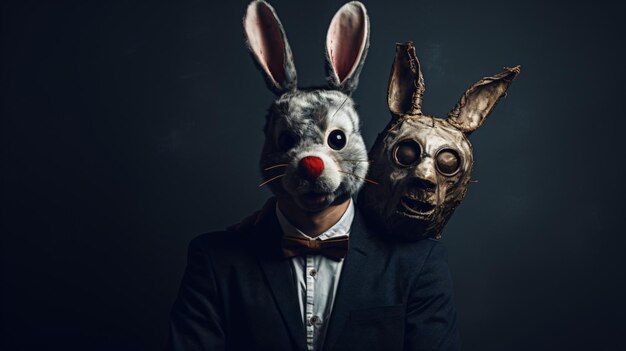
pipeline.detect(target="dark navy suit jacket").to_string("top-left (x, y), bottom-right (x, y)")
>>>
top-left (167, 199), bottom-right (460, 351)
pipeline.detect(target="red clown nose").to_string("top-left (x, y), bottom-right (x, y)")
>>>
top-left (299, 156), bottom-right (324, 180)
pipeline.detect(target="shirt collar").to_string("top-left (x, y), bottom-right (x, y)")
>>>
top-left (276, 198), bottom-right (354, 241)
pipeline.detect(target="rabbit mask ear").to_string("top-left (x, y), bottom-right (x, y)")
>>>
top-left (244, 0), bottom-right (297, 95)
top-left (447, 65), bottom-right (521, 134)
top-left (387, 41), bottom-right (425, 116)
top-left (325, 1), bottom-right (370, 95)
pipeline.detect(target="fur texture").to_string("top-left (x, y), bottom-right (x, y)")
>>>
top-left (244, 1), bottom-right (370, 212)
top-left (261, 90), bottom-right (368, 211)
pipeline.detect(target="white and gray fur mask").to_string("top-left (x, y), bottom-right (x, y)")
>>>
top-left (359, 42), bottom-right (520, 240)
top-left (244, 1), bottom-right (370, 212)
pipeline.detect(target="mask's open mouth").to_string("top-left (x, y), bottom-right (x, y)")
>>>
top-left (398, 196), bottom-right (436, 218)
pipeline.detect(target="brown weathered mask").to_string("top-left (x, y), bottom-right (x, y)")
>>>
top-left (358, 42), bottom-right (520, 240)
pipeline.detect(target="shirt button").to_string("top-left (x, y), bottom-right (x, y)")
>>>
top-left (309, 315), bottom-right (321, 325)
top-left (309, 269), bottom-right (317, 277)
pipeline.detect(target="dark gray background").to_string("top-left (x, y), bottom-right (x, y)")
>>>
top-left (2, 0), bottom-right (625, 350)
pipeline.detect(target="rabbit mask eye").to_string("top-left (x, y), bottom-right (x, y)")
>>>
top-left (435, 148), bottom-right (461, 176)
top-left (327, 130), bottom-right (347, 150)
top-left (394, 140), bottom-right (421, 166)
top-left (277, 131), bottom-right (298, 151)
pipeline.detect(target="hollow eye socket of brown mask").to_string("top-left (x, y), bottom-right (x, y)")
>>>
top-left (435, 149), bottom-right (461, 175)
top-left (394, 140), bottom-right (421, 167)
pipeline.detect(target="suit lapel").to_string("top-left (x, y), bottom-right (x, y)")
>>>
top-left (253, 199), bottom-right (307, 351)
top-left (258, 257), bottom-right (307, 351)
top-left (323, 209), bottom-right (372, 351)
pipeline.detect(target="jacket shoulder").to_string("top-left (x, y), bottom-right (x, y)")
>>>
top-left (391, 237), bottom-right (447, 272)
top-left (402, 237), bottom-right (442, 252)
top-left (188, 229), bottom-right (250, 255)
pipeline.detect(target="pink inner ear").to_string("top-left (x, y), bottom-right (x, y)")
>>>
top-left (326, 3), bottom-right (367, 84)
top-left (245, 2), bottom-right (286, 86)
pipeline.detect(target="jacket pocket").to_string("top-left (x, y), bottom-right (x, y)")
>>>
top-left (340, 304), bottom-right (405, 351)
top-left (349, 304), bottom-right (405, 322)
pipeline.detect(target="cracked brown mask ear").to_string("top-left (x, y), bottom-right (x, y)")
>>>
top-left (244, 0), bottom-right (297, 95)
top-left (387, 41), bottom-right (425, 116)
top-left (447, 65), bottom-right (521, 134)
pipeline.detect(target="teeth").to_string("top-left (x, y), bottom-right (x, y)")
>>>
top-left (400, 197), bottom-right (435, 215)
top-left (405, 192), bottom-right (433, 202)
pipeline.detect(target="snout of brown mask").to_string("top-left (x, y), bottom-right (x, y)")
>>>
top-left (358, 41), bottom-right (520, 241)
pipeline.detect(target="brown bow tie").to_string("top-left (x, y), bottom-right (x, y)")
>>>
top-left (281, 236), bottom-right (349, 261)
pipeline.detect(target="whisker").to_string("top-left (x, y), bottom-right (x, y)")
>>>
top-left (337, 159), bottom-right (373, 163)
top-left (329, 96), bottom-right (350, 120)
top-left (258, 174), bottom-right (286, 188)
top-left (263, 164), bottom-right (289, 171)
top-left (337, 170), bottom-right (379, 185)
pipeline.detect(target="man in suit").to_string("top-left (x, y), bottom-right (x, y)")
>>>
top-left (167, 197), bottom-right (459, 351)
top-left (168, 2), bottom-right (459, 350)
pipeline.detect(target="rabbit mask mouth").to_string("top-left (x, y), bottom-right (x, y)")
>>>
top-left (290, 181), bottom-right (338, 212)
top-left (295, 191), bottom-right (336, 212)
top-left (286, 154), bottom-right (353, 212)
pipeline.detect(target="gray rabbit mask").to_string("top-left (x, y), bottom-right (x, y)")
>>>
top-left (358, 42), bottom-right (520, 240)
top-left (244, 1), bottom-right (370, 212)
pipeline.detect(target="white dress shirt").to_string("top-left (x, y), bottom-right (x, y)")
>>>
top-left (275, 199), bottom-right (354, 351)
